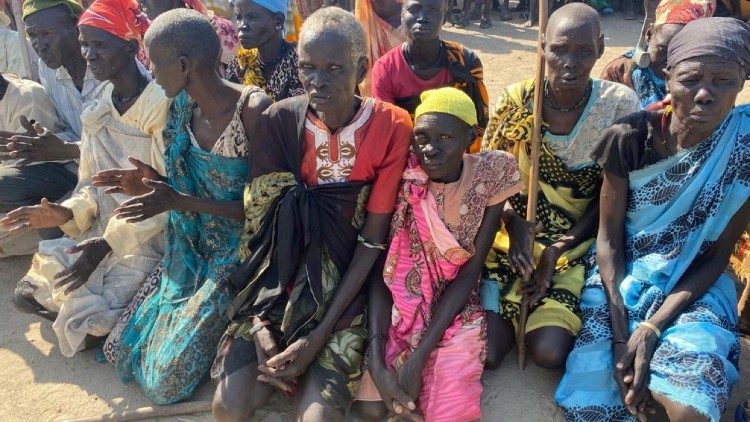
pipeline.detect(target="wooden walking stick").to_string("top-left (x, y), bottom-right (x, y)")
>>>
top-left (516, 0), bottom-right (548, 370)
top-left (10, 0), bottom-right (39, 81)
top-left (58, 400), bottom-right (213, 422)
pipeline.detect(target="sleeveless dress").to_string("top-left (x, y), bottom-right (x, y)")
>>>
top-left (103, 86), bottom-right (260, 405)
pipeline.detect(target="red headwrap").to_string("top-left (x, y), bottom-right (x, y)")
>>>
top-left (654, 0), bottom-right (715, 27)
top-left (78, 0), bottom-right (150, 43)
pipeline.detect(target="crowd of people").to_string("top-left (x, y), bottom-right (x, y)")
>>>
top-left (0, 0), bottom-right (749, 420)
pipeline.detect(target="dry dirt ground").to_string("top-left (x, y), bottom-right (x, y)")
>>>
top-left (1, 13), bottom-right (749, 422)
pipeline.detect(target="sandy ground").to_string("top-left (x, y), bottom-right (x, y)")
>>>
top-left (2, 13), bottom-right (750, 422)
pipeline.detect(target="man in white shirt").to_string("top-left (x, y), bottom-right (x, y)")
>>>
top-left (0, 0), bottom-right (105, 256)
top-left (0, 10), bottom-right (26, 76)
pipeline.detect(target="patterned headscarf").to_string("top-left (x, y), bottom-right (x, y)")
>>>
top-left (78, 0), bottom-right (150, 43)
top-left (22, 0), bottom-right (84, 20)
top-left (653, 0), bottom-right (715, 27)
top-left (667, 17), bottom-right (750, 76)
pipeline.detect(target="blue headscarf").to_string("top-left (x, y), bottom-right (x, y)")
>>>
top-left (252, 0), bottom-right (288, 14)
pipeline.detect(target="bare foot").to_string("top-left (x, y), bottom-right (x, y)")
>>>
top-left (522, 19), bottom-right (536, 27)
top-left (480, 17), bottom-right (493, 27)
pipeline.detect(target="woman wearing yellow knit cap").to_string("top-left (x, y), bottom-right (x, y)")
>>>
top-left (354, 87), bottom-right (524, 422)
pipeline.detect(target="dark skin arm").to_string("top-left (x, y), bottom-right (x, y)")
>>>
top-left (368, 256), bottom-right (418, 416)
top-left (618, 199), bottom-right (750, 416)
top-left (595, 171), bottom-right (635, 413)
top-left (260, 212), bottom-right (392, 379)
top-left (0, 116), bottom-right (80, 164)
top-left (509, 193), bottom-right (600, 304)
top-left (396, 203), bottom-right (503, 399)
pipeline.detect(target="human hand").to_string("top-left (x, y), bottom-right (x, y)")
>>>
top-left (519, 245), bottom-right (560, 305)
top-left (0, 198), bottom-right (73, 233)
top-left (259, 334), bottom-right (324, 381)
top-left (114, 179), bottom-right (177, 223)
top-left (369, 359), bottom-right (417, 416)
top-left (615, 324), bottom-right (660, 419)
top-left (395, 354), bottom-right (425, 405)
top-left (54, 237), bottom-right (111, 294)
top-left (505, 210), bottom-right (540, 278)
top-left (0, 116), bottom-right (77, 164)
top-left (253, 324), bottom-right (295, 393)
top-left (93, 157), bottom-right (162, 196)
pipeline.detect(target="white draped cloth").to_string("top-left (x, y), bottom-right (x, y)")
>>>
top-left (22, 81), bottom-right (171, 357)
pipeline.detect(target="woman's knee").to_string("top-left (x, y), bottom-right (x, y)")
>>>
top-left (653, 393), bottom-right (710, 422)
top-left (350, 401), bottom-right (389, 421)
top-left (484, 312), bottom-right (514, 370)
top-left (212, 387), bottom-right (257, 422)
top-left (526, 327), bottom-right (573, 370)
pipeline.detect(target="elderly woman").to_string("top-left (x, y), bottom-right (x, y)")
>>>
top-left (600, 0), bottom-right (714, 110)
top-left (210, 7), bottom-right (412, 421)
top-left (354, 87), bottom-right (523, 422)
top-left (556, 17), bottom-right (750, 422)
top-left (480, 3), bottom-right (639, 371)
top-left (0, 0), bottom-right (169, 357)
top-left (370, 0), bottom-right (488, 152)
top-left (94, 9), bottom-right (271, 404)
top-left (226, 0), bottom-right (305, 101)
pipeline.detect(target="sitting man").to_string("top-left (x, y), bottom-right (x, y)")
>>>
top-left (0, 0), bottom-right (170, 358)
top-left (210, 7), bottom-right (412, 421)
top-left (0, 0), bottom-right (106, 257)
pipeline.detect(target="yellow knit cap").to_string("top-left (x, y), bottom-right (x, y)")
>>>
top-left (414, 87), bottom-right (478, 127)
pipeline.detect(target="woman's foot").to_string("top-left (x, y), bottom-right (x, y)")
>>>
top-left (522, 19), bottom-right (536, 27)
top-left (480, 17), bottom-right (493, 27)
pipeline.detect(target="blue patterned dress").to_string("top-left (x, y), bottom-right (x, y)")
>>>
top-left (105, 89), bottom-right (252, 404)
top-left (556, 106), bottom-right (750, 421)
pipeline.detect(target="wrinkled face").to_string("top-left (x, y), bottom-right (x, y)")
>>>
top-left (140, 0), bottom-right (183, 20)
top-left (25, 6), bottom-right (81, 70)
top-left (544, 18), bottom-right (602, 91)
top-left (79, 25), bottom-right (135, 81)
top-left (648, 23), bottom-right (682, 76)
top-left (667, 58), bottom-right (744, 135)
top-left (402, 0), bottom-right (443, 42)
top-left (235, 0), bottom-right (280, 50)
top-left (298, 32), bottom-right (367, 116)
top-left (412, 113), bottom-right (473, 182)
top-left (145, 38), bottom-right (183, 97)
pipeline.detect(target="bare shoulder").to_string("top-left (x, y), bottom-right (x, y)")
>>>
top-left (243, 89), bottom-right (273, 118)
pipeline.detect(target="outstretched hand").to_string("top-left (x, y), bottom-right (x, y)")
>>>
top-left (0, 116), bottom-right (77, 164)
top-left (93, 157), bottom-right (163, 196)
top-left (0, 198), bottom-right (73, 233)
top-left (54, 237), bottom-right (111, 294)
top-left (114, 179), bottom-right (177, 222)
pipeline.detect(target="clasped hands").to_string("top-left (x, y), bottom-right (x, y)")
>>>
top-left (613, 321), bottom-right (661, 421)
top-left (0, 116), bottom-right (77, 164)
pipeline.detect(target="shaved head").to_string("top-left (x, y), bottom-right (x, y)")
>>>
top-left (546, 3), bottom-right (601, 41)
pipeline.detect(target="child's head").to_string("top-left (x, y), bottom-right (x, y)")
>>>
top-left (413, 87), bottom-right (477, 183)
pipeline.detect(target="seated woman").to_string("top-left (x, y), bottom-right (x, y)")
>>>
top-left (370, 0), bottom-right (488, 152)
top-left (225, 0), bottom-right (305, 101)
top-left (210, 7), bottom-right (412, 421)
top-left (480, 3), bottom-right (639, 371)
top-left (0, 0), bottom-right (170, 357)
top-left (93, 9), bottom-right (271, 405)
top-left (354, 87), bottom-right (524, 421)
top-left (556, 17), bottom-right (750, 422)
top-left (600, 0), bottom-right (714, 110)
